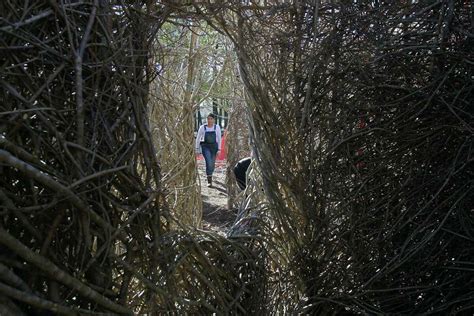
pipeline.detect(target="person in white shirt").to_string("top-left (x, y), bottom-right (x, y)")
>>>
top-left (195, 113), bottom-right (221, 187)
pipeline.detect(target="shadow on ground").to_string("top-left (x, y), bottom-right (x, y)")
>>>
top-left (197, 159), bottom-right (237, 231)
top-left (202, 200), bottom-right (238, 229)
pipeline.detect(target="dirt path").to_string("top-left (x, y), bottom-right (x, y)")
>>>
top-left (197, 159), bottom-right (236, 234)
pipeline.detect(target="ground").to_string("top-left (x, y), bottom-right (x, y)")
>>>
top-left (197, 159), bottom-right (237, 234)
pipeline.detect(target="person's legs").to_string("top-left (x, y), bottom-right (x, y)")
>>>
top-left (208, 148), bottom-right (217, 175)
top-left (201, 145), bottom-right (212, 176)
top-left (202, 145), bottom-right (217, 187)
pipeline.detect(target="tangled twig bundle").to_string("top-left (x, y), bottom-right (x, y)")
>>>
top-left (0, 1), bottom-right (170, 314)
top-left (202, 1), bottom-right (474, 313)
top-left (149, 26), bottom-right (203, 228)
top-left (225, 80), bottom-right (250, 210)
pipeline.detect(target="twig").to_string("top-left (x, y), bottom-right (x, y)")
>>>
top-left (0, 228), bottom-right (132, 315)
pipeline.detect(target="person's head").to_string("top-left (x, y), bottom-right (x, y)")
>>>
top-left (207, 113), bottom-right (216, 126)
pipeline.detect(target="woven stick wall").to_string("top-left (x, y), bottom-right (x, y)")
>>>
top-left (200, 1), bottom-right (474, 314)
top-left (0, 2), bottom-right (170, 314)
top-left (149, 26), bottom-right (202, 228)
top-left (225, 69), bottom-right (250, 211)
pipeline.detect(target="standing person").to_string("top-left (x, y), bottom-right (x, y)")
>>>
top-left (195, 113), bottom-right (221, 187)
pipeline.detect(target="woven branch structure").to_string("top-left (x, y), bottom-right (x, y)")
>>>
top-left (1, 1), bottom-right (473, 314)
